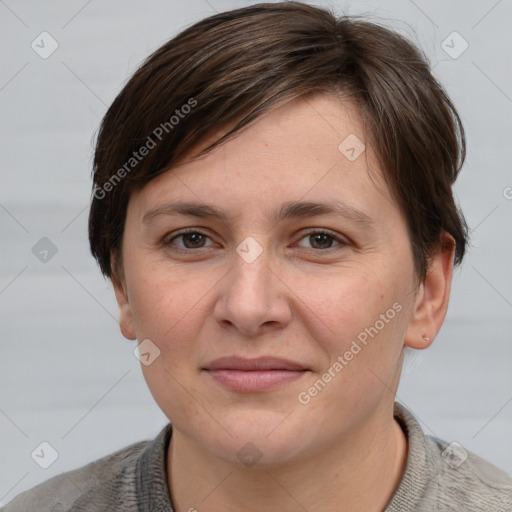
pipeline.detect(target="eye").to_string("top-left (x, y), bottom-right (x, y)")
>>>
top-left (296, 230), bottom-right (346, 250)
top-left (163, 228), bottom-right (347, 253)
top-left (164, 229), bottom-right (214, 250)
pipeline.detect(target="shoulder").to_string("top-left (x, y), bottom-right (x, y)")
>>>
top-left (424, 435), bottom-right (512, 511)
top-left (385, 402), bottom-right (512, 512)
top-left (389, 402), bottom-right (512, 511)
top-left (2, 439), bottom-right (149, 512)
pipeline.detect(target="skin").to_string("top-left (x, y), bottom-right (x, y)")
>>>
top-left (113, 93), bottom-right (455, 512)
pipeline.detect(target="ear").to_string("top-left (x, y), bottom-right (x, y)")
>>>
top-left (404, 232), bottom-right (456, 349)
top-left (110, 254), bottom-right (137, 340)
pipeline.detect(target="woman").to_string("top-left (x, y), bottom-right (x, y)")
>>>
top-left (5, 2), bottom-right (512, 511)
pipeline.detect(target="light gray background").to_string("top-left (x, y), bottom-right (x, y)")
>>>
top-left (1, 0), bottom-right (511, 505)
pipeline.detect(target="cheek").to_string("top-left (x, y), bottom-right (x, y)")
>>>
top-left (127, 261), bottom-right (222, 385)
top-left (128, 265), bottom-right (214, 421)
top-left (300, 265), bottom-right (410, 394)
top-left (298, 283), bottom-right (407, 422)
top-left (296, 268), bottom-right (396, 344)
top-left (128, 260), bottom-right (206, 333)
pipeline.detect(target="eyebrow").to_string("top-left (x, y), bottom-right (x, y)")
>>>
top-left (142, 200), bottom-right (376, 230)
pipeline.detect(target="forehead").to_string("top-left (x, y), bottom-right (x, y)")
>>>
top-left (128, 94), bottom-right (398, 227)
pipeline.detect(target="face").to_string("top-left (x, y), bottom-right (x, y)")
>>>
top-left (114, 94), bottom-right (425, 467)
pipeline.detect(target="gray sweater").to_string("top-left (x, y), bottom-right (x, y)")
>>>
top-left (3, 402), bottom-right (512, 511)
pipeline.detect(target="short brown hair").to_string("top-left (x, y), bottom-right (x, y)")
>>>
top-left (89, 1), bottom-right (469, 284)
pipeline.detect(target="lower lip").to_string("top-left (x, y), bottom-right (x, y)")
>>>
top-left (205, 369), bottom-right (307, 392)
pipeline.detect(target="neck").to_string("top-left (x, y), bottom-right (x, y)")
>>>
top-left (167, 404), bottom-right (408, 512)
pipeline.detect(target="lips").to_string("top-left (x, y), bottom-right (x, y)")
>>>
top-left (203, 356), bottom-right (307, 372)
top-left (202, 356), bottom-right (308, 392)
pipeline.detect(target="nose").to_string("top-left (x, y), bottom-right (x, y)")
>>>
top-left (213, 240), bottom-right (292, 338)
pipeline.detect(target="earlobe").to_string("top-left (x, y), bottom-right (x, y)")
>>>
top-left (111, 271), bottom-right (137, 341)
top-left (404, 233), bottom-right (456, 350)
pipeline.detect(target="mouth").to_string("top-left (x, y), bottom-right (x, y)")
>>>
top-left (202, 356), bottom-right (309, 392)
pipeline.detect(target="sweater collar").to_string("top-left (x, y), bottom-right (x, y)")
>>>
top-left (384, 401), bottom-right (438, 511)
top-left (135, 421), bottom-right (174, 511)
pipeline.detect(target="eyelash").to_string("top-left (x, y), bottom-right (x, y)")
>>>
top-left (163, 228), bottom-right (347, 253)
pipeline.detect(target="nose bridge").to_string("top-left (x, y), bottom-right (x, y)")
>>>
top-left (231, 235), bottom-right (273, 299)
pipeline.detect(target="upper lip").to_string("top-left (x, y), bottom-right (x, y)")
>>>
top-left (203, 356), bottom-right (307, 371)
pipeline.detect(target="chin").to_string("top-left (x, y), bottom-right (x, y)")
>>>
top-left (198, 409), bottom-right (314, 468)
